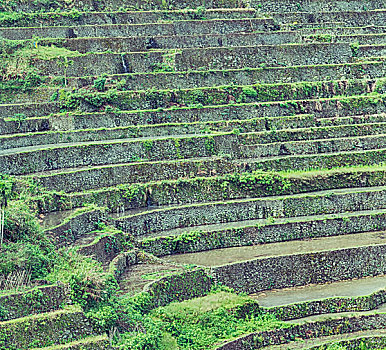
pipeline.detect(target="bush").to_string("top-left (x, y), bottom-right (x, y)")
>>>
top-left (69, 272), bottom-right (118, 310)
top-left (0, 198), bottom-right (56, 281)
top-left (93, 76), bottom-right (107, 92)
top-left (242, 86), bottom-right (258, 98)
top-left (86, 304), bottom-right (119, 331)
top-left (3, 201), bottom-right (42, 242)
top-left (0, 241), bottom-right (52, 278)
top-left (46, 249), bottom-right (117, 309)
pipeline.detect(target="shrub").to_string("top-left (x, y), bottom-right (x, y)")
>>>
top-left (93, 76), bottom-right (107, 92)
top-left (3, 201), bottom-right (41, 242)
top-left (0, 241), bottom-right (52, 278)
top-left (242, 86), bottom-right (258, 98)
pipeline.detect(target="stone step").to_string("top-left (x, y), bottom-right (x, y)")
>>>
top-left (0, 18), bottom-right (276, 40)
top-left (241, 132), bottom-right (386, 158)
top-left (4, 67), bottom-right (386, 109)
top-left (117, 259), bottom-right (185, 295)
top-left (30, 334), bottom-right (109, 350)
top-left (2, 0), bottom-right (384, 13)
top-left (266, 331), bottom-right (386, 350)
top-left (216, 314), bottom-right (386, 349)
top-left (0, 8), bottom-right (261, 28)
top-left (41, 206), bottom-right (106, 246)
top-left (0, 87), bottom-right (55, 105)
top-left (32, 165), bottom-right (386, 214)
top-left (3, 92), bottom-right (384, 136)
top-left (29, 156), bottom-right (228, 197)
top-left (28, 43), bottom-right (352, 76)
top-left (49, 77), bottom-right (386, 113)
top-left (4, 59), bottom-right (385, 110)
top-left (14, 31), bottom-right (384, 55)
top-left (0, 306), bottom-right (100, 350)
top-left (2, 113), bottom-right (317, 150)
top-left (69, 60), bottom-right (386, 91)
top-left (298, 25), bottom-right (386, 35)
top-left (22, 116), bottom-right (384, 192)
top-left (250, 0), bottom-right (385, 13)
top-left (0, 101), bottom-right (60, 120)
top-left (287, 304), bottom-right (386, 324)
top-left (2, 9), bottom-right (384, 29)
top-left (0, 284), bottom-right (69, 321)
top-left (216, 243), bottom-right (386, 294)
top-left (45, 166), bottom-right (386, 213)
top-left (112, 185), bottom-right (386, 237)
top-left (4, 119), bottom-right (386, 163)
top-left (273, 9), bottom-right (386, 26)
top-left (43, 31), bottom-right (299, 54)
top-left (73, 230), bottom-right (124, 264)
top-left (247, 146), bottom-right (386, 172)
top-left (163, 233), bottom-right (386, 293)
top-left (1, 0), bottom-right (249, 13)
top-left (139, 208), bottom-right (386, 256)
top-left (358, 44), bottom-right (386, 59)
top-left (331, 33), bottom-right (386, 45)
top-left (3, 125), bottom-right (386, 174)
top-left (254, 277), bottom-right (386, 322)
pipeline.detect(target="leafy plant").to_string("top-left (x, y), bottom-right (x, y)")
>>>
top-left (93, 75), bottom-right (107, 92)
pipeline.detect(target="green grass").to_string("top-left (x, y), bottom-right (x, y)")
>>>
top-left (116, 289), bottom-right (289, 350)
top-left (45, 249), bottom-right (104, 284)
top-left (20, 45), bottom-right (81, 60)
top-left (157, 291), bottom-right (251, 315)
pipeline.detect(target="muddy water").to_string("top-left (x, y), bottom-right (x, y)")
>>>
top-left (162, 231), bottom-right (386, 266)
top-left (39, 208), bottom-right (80, 228)
top-left (250, 275), bottom-right (386, 307)
top-left (118, 263), bottom-right (183, 295)
top-left (153, 208), bottom-right (386, 239)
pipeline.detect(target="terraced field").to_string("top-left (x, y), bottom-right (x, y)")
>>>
top-left (0, 0), bottom-right (385, 348)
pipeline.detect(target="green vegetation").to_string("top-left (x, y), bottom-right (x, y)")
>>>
top-left (113, 289), bottom-right (288, 349)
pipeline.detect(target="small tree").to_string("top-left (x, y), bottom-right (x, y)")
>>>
top-left (57, 56), bottom-right (74, 87)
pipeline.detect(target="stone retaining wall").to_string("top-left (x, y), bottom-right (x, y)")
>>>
top-left (216, 314), bottom-right (386, 349)
top-left (4, 129), bottom-right (386, 175)
top-left (212, 245), bottom-right (386, 293)
top-left (105, 62), bottom-right (386, 91)
top-left (32, 43), bottom-right (352, 76)
top-left (0, 19), bottom-right (275, 40)
top-left (267, 290), bottom-right (386, 321)
top-left (115, 188), bottom-right (386, 236)
top-left (144, 268), bottom-right (213, 308)
top-left (309, 336), bottom-right (386, 349)
top-left (44, 208), bottom-right (106, 245)
top-left (0, 284), bottom-right (69, 321)
top-left (140, 211), bottom-right (386, 256)
top-left (0, 309), bottom-right (99, 349)
top-left (55, 95), bottom-right (386, 131)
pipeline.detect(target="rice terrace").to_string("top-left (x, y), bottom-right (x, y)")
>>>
top-left (0, 0), bottom-right (385, 348)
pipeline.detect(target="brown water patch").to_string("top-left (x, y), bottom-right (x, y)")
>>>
top-left (163, 231), bottom-right (386, 267)
top-left (118, 263), bottom-right (183, 295)
top-left (250, 275), bottom-right (386, 307)
top-left (39, 208), bottom-right (80, 228)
